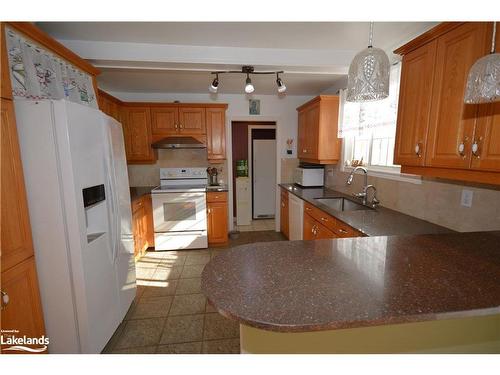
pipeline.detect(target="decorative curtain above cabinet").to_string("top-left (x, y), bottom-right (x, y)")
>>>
top-left (5, 27), bottom-right (98, 108)
top-left (338, 63), bottom-right (401, 139)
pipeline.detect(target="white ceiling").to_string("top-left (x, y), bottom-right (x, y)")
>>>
top-left (36, 22), bottom-right (437, 95)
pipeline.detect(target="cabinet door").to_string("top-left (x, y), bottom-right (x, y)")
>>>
top-left (471, 102), bottom-right (500, 171)
top-left (151, 107), bottom-right (179, 136)
top-left (179, 107), bottom-right (206, 134)
top-left (297, 110), bottom-right (307, 159)
top-left (305, 103), bottom-right (320, 158)
top-left (394, 40), bottom-right (437, 166)
top-left (314, 221), bottom-right (337, 240)
top-left (303, 213), bottom-right (316, 240)
top-left (426, 22), bottom-right (490, 169)
top-left (280, 190), bottom-right (289, 239)
top-left (1, 257), bottom-right (46, 353)
top-left (127, 107), bottom-right (155, 163)
top-left (143, 195), bottom-right (155, 248)
top-left (207, 202), bottom-right (228, 244)
top-left (206, 108), bottom-right (226, 161)
top-left (1, 99), bottom-right (34, 272)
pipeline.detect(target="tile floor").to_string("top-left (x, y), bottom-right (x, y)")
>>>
top-left (102, 230), bottom-right (285, 354)
top-left (236, 219), bottom-right (275, 232)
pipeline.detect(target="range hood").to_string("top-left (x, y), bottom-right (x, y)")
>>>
top-left (151, 136), bottom-right (206, 149)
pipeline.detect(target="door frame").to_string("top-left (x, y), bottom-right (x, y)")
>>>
top-left (227, 116), bottom-right (282, 232)
top-left (248, 125), bottom-right (276, 220)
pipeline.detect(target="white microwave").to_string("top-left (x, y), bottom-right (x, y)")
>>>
top-left (294, 167), bottom-right (324, 187)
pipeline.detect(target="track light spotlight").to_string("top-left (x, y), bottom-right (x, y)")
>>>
top-left (276, 74), bottom-right (286, 93)
top-left (244, 74), bottom-right (255, 94)
top-left (209, 74), bottom-right (219, 93)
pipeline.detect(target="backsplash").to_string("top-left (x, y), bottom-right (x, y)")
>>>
top-left (325, 166), bottom-right (500, 232)
top-left (280, 158), bottom-right (299, 183)
top-left (127, 148), bottom-right (227, 187)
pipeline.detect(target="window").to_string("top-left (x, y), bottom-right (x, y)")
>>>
top-left (339, 63), bottom-right (401, 170)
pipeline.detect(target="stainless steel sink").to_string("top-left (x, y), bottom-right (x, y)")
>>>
top-left (314, 197), bottom-right (372, 212)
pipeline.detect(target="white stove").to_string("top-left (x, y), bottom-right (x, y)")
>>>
top-left (151, 168), bottom-right (208, 250)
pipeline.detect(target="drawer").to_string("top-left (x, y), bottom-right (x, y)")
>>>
top-left (304, 202), bottom-right (336, 233)
top-left (207, 191), bottom-right (227, 203)
top-left (333, 220), bottom-right (364, 238)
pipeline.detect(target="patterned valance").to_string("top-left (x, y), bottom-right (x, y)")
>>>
top-left (5, 27), bottom-right (97, 108)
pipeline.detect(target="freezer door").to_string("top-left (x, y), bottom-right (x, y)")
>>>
top-left (103, 113), bottom-right (136, 319)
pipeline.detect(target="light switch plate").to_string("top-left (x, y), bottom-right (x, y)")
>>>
top-left (461, 189), bottom-right (473, 208)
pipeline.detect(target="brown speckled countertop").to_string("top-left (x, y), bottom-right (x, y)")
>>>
top-left (129, 186), bottom-right (155, 201)
top-left (280, 183), bottom-right (452, 237)
top-left (202, 232), bottom-right (500, 332)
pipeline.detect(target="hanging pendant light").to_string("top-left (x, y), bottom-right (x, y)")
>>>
top-left (464, 22), bottom-right (500, 104)
top-left (346, 22), bottom-right (390, 102)
top-left (244, 74), bottom-right (255, 94)
top-left (209, 73), bottom-right (219, 93)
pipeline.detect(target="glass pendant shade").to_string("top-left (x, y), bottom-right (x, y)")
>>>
top-left (464, 22), bottom-right (499, 104)
top-left (464, 53), bottom-right (500, 103)
top-left (346, 22), bottom-right (390, 102)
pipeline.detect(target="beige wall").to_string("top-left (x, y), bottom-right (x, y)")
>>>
top-left (325, 165), bottom-right (500, 232)
top-left (128, 148), bottom-right (227, 187)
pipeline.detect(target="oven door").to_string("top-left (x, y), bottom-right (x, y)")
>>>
top-left (152, 192), bottom-right (207, 232)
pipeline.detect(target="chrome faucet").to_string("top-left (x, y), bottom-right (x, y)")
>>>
top-left (346, 167), bottom-right (380, 207)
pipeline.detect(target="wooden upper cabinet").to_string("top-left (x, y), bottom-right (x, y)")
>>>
top-left (126, 106), bottom-right (155, 163)
top-left (1, 99), bottom-right (34, 272)
top-left (394, 39), bottom-right (437, 166)
top-left (297, 96), bottom-right (340, 164)
top-left (425, 22), bottom-right (490, 169)
top-left (179, 106), bottom-right (206, 134)
top-left (206, 107), bottom-right (226, 162)
top-left (151, 107), bottom-right (179, 136)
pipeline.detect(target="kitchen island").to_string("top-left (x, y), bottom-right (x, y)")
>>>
top-left (201, 232), bottom-right (500, 353)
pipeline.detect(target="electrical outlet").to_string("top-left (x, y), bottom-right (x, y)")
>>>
top-left (461, 189), bottom-right (473, 208)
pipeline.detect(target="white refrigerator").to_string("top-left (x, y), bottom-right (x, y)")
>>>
top-left (14, 99), bottom-right (136, 354)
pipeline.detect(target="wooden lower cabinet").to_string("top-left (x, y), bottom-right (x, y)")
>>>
top-left (132, 194), bottom-right (154, 259)
top-left (207, 192), bottom-right (228, 245)
top-left (280, 188), bottom-right (289, 239)
top-left (1, 257), bottom-right (46, 353)
top-left (303, 202), bottom-right (364, 240)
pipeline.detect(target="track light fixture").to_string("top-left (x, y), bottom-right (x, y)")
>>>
top-left (208, 66), bottom-right (285, 94)
top-left (276, 73), bottom-right (287, 93)
top-left (209, 73), bottom-right (219, 93)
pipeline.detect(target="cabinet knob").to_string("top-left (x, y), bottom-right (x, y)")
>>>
top-left (175, 124), bottom-right (179, 129)
top-left (1, 290), bottom-right (9, 310)
top-left (320, 217), bottom-right (328, 222)
top-left (281, 202), bottom-right (285, 207)
top-left (458, 141), bottom-right (466, 156)
top-left (414, 142), bottom-right (422, 157)
top-left (338, 228), bottom-right (348, 234)
top-left (305, 207), bottom-right (312, 211)
top-left (303, 149), bottom-right (307, 153)
top-left (472, 140), bottom-right (480, 157)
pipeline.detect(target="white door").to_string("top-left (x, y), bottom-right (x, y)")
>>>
top-left (252, 139), bottom-right (276, 219)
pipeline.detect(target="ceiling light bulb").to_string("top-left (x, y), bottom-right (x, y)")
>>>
top-left (209, 75), bottom-right (219, 93)
top-left (245, 75), bottom-right (254, 94)
top-left (276, 76), bottom-right (287, 93)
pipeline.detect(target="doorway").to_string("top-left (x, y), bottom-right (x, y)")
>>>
top-left (231, 121), bottom-right (276, 231)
